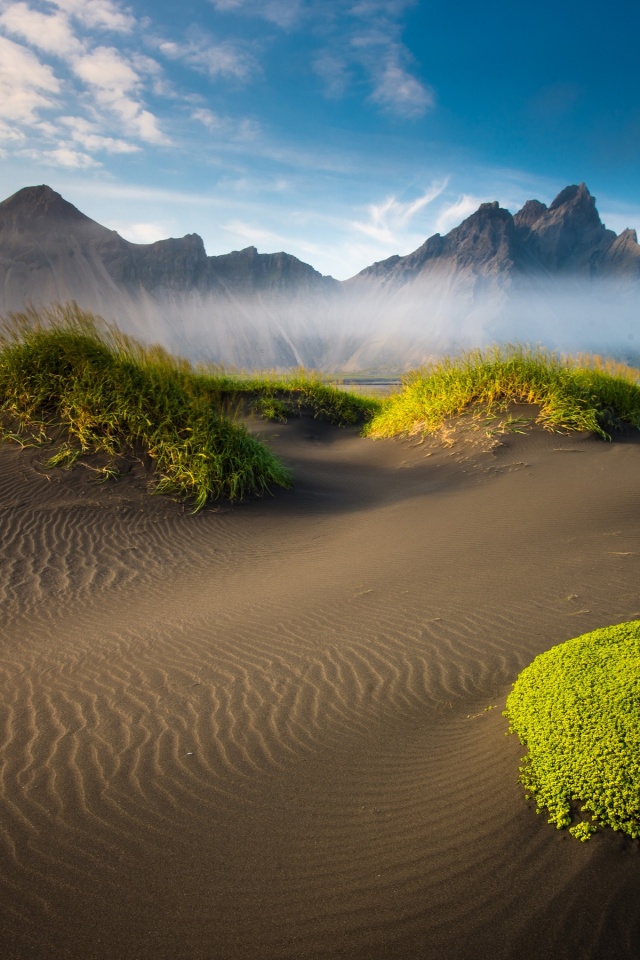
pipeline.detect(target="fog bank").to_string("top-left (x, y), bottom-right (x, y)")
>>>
top-left (92, 275), bottom-right (638, 373)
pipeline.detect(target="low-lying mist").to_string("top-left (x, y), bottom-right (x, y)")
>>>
top-left (36, 275), bottom-right (640, 375)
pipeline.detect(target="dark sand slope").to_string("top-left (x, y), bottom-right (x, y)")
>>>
top-left (1, 413), bottom-right (640, 960)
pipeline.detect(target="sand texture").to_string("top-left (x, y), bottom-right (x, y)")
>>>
top-left (1, 411), bottom-right (640, 959)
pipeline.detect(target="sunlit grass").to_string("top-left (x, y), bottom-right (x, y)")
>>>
top-left (0, 304), bottom-right (377, 509)
top-left (3, 308), bottom-right (638, 508)
top-left (505, 621), bottom-right (640, 842)
top-left (364, 345), bottom-right (640, 440)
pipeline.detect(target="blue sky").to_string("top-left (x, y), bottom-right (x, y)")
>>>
top-left (0, 0), bottom-right (639, 279)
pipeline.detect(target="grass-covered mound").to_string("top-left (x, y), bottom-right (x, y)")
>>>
top-left (365, 346), bottom-right (640, 440)
top-left (210, 368), bottom-right (380, 427)
top-left (0, 305), bottom-right (377, 510)
top-left (505, 621), bottom-right (640, 842)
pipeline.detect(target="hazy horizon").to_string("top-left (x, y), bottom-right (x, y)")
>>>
top-left (14, 276), bottom-right (636, 375)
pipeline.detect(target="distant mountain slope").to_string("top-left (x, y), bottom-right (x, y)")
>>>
top-left (349, 183), bottom-right (640, 294)
top-left (0, 182), bottom-right (638, 370)
top-left (0, 185), bottom-right (339, 367)
top-left (0, 184), bottom-right (337, 299)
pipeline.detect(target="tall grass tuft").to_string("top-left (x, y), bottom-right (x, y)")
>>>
top-left (0, 304), bottom-right (297, 509)
top-left (0, 304), bottom-right (381, 508)
top-left (364, 345), bottom-right (640, 440)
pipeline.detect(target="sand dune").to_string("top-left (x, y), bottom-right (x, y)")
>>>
top-left (1, 412), bottom-right (639, 959)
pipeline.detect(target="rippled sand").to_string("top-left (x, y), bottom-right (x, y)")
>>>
top-left (1, 413), bottom-right (640, 959)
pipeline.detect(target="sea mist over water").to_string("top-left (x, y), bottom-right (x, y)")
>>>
top-left (117, 276), bottom-right (639, 373)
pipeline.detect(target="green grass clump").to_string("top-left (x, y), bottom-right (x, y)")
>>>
top-left (0, 304), bottom-right (381, 509)
top-left (365, 345), bottom-right (640, 440)
top-left (505, 621), bottom-right (640, 841)
top-left (0, 305), bottom-right (297, 509)
top-left (211, 369), bottom-right (381, 426)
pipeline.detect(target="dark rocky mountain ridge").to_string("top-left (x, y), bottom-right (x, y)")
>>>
top-left (0, 184), bottom-right (337, 299)
top-left (1, 182), bottom-right (638, 370)
top-left (350, 183), bottom-right (640, 293)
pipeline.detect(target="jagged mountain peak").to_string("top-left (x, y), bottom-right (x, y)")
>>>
top-left (544, 183), bottom-right (603, 233)
top-left (548, 182), bottom-right (592, 211)
top-left (523, 182), bottom-right (616, 273)
top-left (4, 183), bottom-right (62, 207)
top-left (617, 227), bottom-right (639, 245)
top-left (454, 200), bottom-right (511, 231)
top-left (476, 201), bottom-right (500, 214)
top-left (0, 184), bottom-right (94, 229)
top-left (349, 182), bottom-right (640, 286)
top-left (0, 181), bottom-right (638, 371)
top-left (514, 199), bottom-right (547, 229)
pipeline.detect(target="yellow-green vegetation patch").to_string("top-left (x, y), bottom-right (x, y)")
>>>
top-left (0, 305), bottom-right (293, 510)
top-left (505, 621), bottom-right (640, 841)
top-left (0, 305), bottom-right (381, 510)
top-left (365, 345), bottom-right (640, 440)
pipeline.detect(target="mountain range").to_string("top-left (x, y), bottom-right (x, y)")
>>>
top-left (352, 184), bottom-right (640, 289)
top-left (1, 182), bottom-right (638, 370)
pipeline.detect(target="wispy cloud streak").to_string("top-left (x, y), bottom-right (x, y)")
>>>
top-left (351, 178), bottom-right (449, 243)
top-left (311, 0), bottom-right (433, 119)
top-left (209, 0), bottom-right (303, 29)
top-left (159, 37), bottom-right (258, 83)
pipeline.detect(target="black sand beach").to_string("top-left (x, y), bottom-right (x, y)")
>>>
top-left (1, 412), bottom-right (640, 959)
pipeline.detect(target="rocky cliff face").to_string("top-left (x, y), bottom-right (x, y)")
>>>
top-left (342, 183), bottom-right (640, 367)
top-left (0, 184), bottom-right (338, 304)
top-left (0, 182), bottom-right (638, 370)
top-left (350, 183), bottom-right (640, 294)
top-left (0, 185), bottom-right (341, 367)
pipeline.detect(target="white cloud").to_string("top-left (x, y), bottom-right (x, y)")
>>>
top-left (264, 0), bottom-right (302, 28)
top-left (51, 0), bottom-right (135, 33)
top-left (210, 0), bottom-right (244, 9)
top-left (313, 53), bottom-right (350, 98)
top-left (48, 145), bottom-right (98, 168)
top-left (210, 0), bottom-right (303, 29)
top-left (0, 2), bottom-right (82, 56)
top-left (159, 38), bottom-right (258, 83)
top-left (73, 46), bottom-right (168, 144)
top-left (111, 221), bottom-right (172, 244)
top-left (0, 2), bottom-right (164, 151)
top-left (192, 43), bottom-right (257, 81)
top-left (191, 107), bottom-right (221, 130)
top-left (60, 115), bottom-right (141, 154)
top-left (434, 195), bottom-right (485, 234)
top-left (0, 117), bottom-right (25, 142)
top-left (350, 1), bottom-right (417, 16)
top-left (351, 179), bottom-right (448, 243)
top-left (190, 108), bottom-right (261, 146)
top-left (311, 4), bottom-right (433, 120)
top-left (0, 35), bottom-right (60, 122)
top-left (73, 43), bottom-right (138, 90)
top-left (19, 143), bottom-right (98, 168)
top-left (370, 61), bottom-right (434, 118)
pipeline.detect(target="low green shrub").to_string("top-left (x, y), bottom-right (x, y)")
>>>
top-left (505, 621), bottom-right (640, 841)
